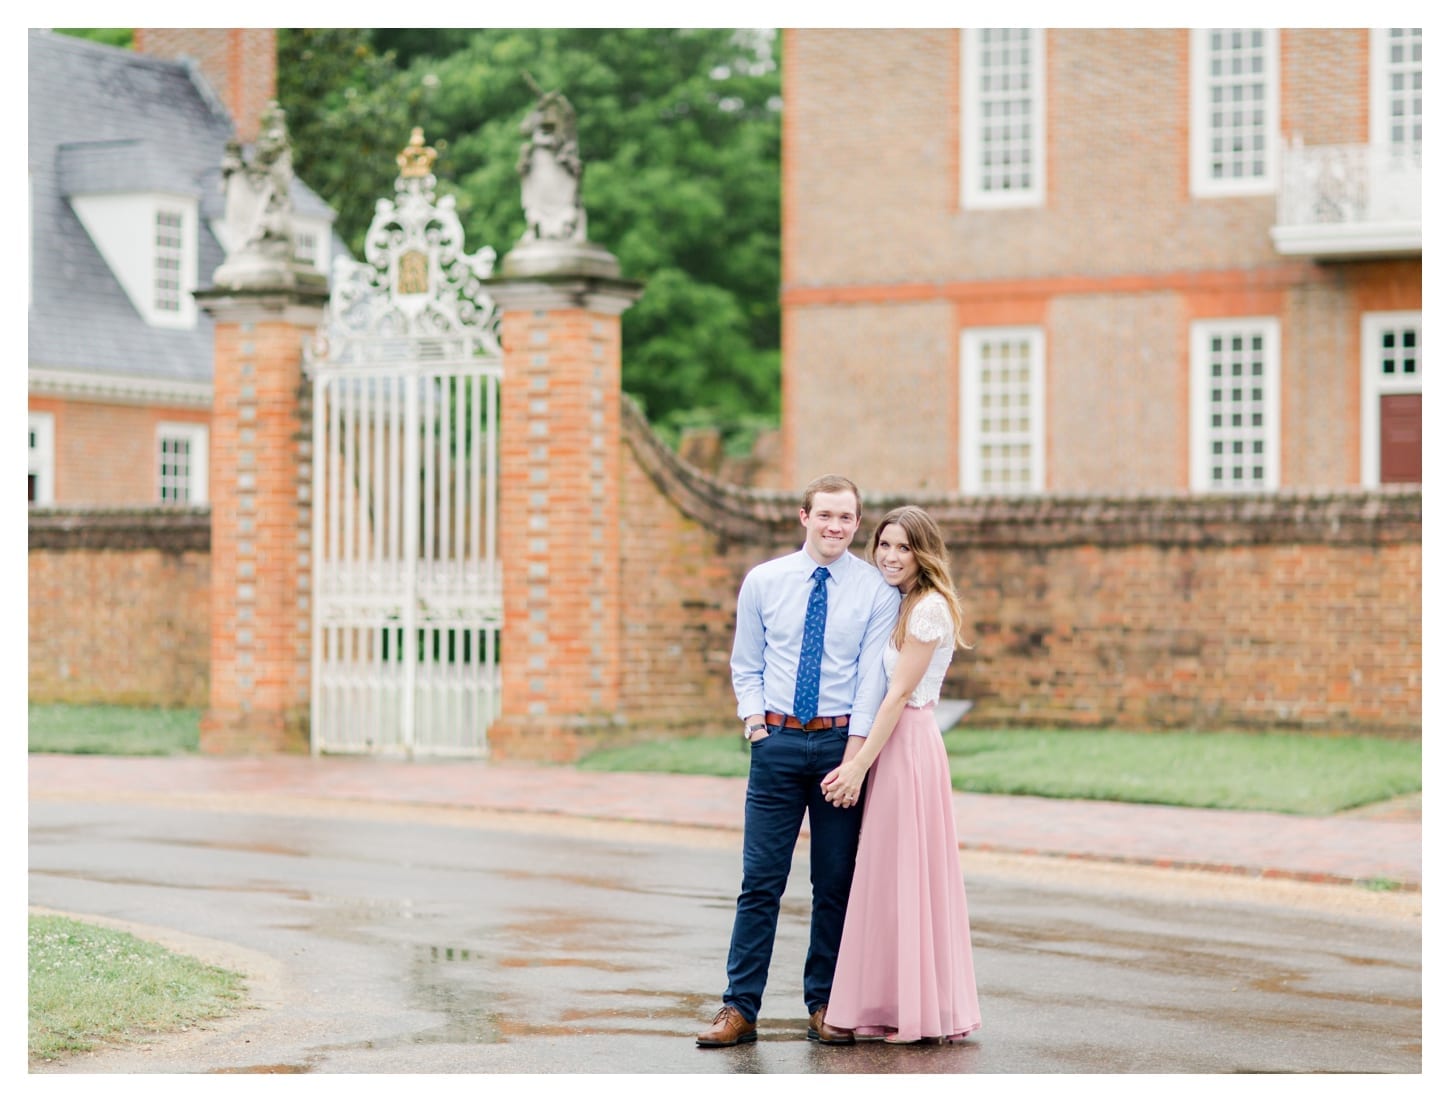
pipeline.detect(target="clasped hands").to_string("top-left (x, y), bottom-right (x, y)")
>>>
top-left (821, 761), bottom-right (866, 808)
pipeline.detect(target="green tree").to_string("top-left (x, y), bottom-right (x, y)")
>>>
top-left (276, 30), bottom-right (425, 257)
top-left (281, 28), bottom-right (782, 443)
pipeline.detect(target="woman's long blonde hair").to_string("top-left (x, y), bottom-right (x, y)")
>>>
top-left (872, 506), bottom-right (972, 650)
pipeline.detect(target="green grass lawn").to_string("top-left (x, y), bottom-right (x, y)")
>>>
top-left (577, 726), bottom-right (1421, 816)
top-left (28, 915), bottom-right (245, 1064)
top-left (28, 703), bottom-right (201, 756)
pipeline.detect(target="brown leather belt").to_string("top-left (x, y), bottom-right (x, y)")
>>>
top-left (764, 711), bottom-right (850, 732)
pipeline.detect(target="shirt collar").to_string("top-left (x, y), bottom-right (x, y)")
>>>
top-left (799, 546), bottom-right (848, 581)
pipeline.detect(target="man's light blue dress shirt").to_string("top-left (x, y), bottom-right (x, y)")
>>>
top-left (731, 546), bottom-right (901, 738)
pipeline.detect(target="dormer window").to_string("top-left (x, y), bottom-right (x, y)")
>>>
top-left (154, 207), bottom-right (185, 313)
top-left (291, 216), bottom-right (331, 273)
top-left (294, 228), bottom-right (317, 266)
top-left (60, 140), bottom-right (201, 329)
top-left (68, 186), bottom-right (200, 330)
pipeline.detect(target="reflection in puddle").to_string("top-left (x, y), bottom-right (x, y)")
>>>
top-left (211, 1063), bottom-right (313, 1074)
top-left (140, 837), bottom-right (312, 859)
top-left (496, 956), bottom-right (635, 972)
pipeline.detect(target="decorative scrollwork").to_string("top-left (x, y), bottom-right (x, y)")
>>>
top-left (315, 127), bottom-right (502, 362)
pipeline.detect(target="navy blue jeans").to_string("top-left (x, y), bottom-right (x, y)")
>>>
top-left (722, 724), bottom-right (863, 1022)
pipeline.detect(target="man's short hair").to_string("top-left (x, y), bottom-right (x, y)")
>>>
top-left (801, 474), bottom-right (862, 519)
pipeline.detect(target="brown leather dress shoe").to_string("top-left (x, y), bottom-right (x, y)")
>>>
top-left (696, 1005), bottom-right (757, 1047)
top-left (808, 1006), bottom-right (855, 1045)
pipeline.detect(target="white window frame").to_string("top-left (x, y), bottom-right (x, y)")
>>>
top-left (1190, 28), bottom-right (1279, 197)
top-left (960, 28), bottom-right (1046, 210)
top-left (1189, 318), bottom-right (1281, 492)
top-left (156, 422), bottom-right (209, 504)
top-left (29, 412), bottom-right (55, 505)
top-left (1371, 28), bottom-right (1422, 150)
top-left (291, 216), bottom-right (333, 273)
top-left (959, 326), bottom-right (1046, 494)
top-left (153, 206), bottom-right (186, 314)
top-left (1360, 310), bottom-right (1422, 487)
top-left (293, 228), bottom-right (318, 267)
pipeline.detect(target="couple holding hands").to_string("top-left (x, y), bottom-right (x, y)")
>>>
top-left (697, 475), bottom-right (981, 1048)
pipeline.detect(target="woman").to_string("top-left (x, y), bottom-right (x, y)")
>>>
top-left (820, 505), bottom-right (981, 1044)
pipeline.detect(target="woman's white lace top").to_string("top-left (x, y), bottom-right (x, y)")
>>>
top-left (882, 591), bottom-right (956, 707)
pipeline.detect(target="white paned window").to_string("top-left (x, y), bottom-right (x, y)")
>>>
top-left (1360, 311), bottom-right (1422, 486)
top-left (960, 28), bottom-right (1045, 209)
top-left (157, 423), bottom-right (209, 504)
top-left (1191, 29), bottom-right (1279, 196)
top-left (294, 229), bottom-right (317, 267)
top-left (960, 327), bottom-right (1045, 493)
top-left (1190, 319), bottom-right (1280, 491)
top-left (154, 207), bottom-right (184, 313)
top-left (1372, 28), bottom-right (1422, 149)
top-left (29, 412), bottom-right (55, 505)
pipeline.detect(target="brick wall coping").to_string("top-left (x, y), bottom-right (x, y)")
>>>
top-left (622, 398), bottom-right (1421, 548)
top-left (29, 420), bottom-right (1421, 554)
top-left (28, 506), bottom-right (211, 552)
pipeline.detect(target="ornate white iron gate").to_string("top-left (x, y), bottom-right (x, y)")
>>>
top-left (305, 130), bottom-right (503, 756)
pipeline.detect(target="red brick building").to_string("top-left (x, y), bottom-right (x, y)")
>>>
top-left (780, 29), bottom-right (1421, 495)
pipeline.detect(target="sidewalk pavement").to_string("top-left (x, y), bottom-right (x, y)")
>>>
top-left (27, 753), bottom-right (1422, 891)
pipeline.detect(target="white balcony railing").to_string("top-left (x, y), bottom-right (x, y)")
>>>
top-left (1271, 140), bottom-right (1421, 259)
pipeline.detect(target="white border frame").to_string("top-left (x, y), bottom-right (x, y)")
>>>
top-left (1189, 317), bottom-right (1281, 492)
top-left (1190, 28), bottom-right (1279, 198)
top-left (156, 421), bottom-right (209, 504)
top-left (29, 411), bottom-right (55, 505)
top-left (960, 28), bottom-right (1046, 210)
top-left (959, 325), bottom-right (1046, 494)
top-left (1359, 310), bottom-right (1422, 487)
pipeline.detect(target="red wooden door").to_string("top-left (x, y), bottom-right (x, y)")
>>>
top-left (1379, 393), bottom-right (1421, 483)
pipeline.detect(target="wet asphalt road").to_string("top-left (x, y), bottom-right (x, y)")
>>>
top-left (29, 800), bottom-right (1420, 1074)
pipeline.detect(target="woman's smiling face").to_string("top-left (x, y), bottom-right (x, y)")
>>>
top-left (874, 523), bottom-right (919, 592)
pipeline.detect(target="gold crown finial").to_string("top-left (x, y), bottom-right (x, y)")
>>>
top-left (397, 127), bottom-right (437, 178)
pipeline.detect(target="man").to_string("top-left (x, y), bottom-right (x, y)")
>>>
top-left (696, 474), bottom-right (900, 1047)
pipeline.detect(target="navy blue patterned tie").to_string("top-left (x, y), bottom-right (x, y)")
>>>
top-left (794, 566), bottom-right (831, 723)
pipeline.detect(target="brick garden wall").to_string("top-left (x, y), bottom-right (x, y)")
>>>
top-left (29, 409), bottom-right (1421, 741)
top-left (29, 508), bottom-right (211, 707)
top-left (619, 404), bottom-right (1421, 738)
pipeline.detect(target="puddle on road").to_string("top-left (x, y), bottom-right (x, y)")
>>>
top-left (138, 837), bottom-right (312, 859)
top-left (30, 868), bottom-right (313, 901)
top-left (494, 867), bottom-right (634, 893)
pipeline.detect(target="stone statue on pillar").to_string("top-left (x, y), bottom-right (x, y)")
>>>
top-left (212, 101), bottom-right (324, 292)
top-left (516, 75), bottom-right (587, 244)
top-left (499, 77), bottom-right (620, 280)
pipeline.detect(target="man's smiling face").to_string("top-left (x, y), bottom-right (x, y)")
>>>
top-left (800, 489), bottom-right (861, 565)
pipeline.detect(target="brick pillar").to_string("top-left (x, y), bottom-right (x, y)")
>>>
top-left (485, 276), bottom-right (642, 761)
top-left (195, 293), bottom-right (326, 752)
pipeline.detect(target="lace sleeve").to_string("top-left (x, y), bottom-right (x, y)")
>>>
top-left (906, 592), bottom-right (953, 645)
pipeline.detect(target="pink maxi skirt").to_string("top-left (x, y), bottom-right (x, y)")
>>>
top-left (825, 703), bottom-right (982, 1042)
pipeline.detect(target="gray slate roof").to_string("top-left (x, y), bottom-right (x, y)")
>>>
top-left (28, 29), bottom-right (336, 386)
